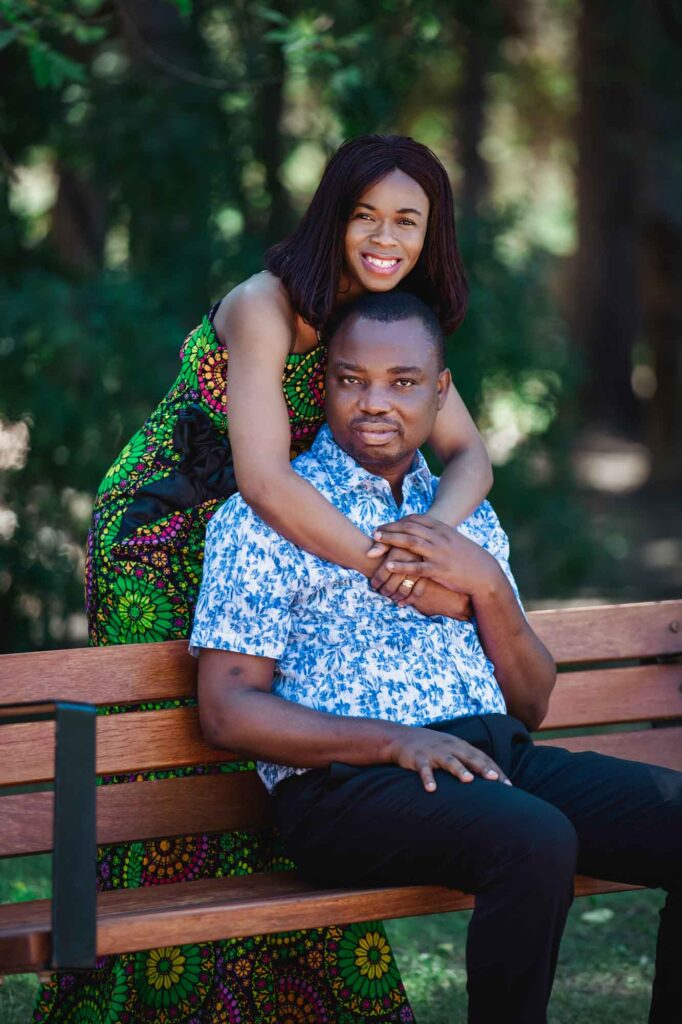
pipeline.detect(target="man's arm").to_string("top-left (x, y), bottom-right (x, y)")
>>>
top-left (197, 648), bottom-right (511, 791)
top-left (377, 515), bottom-right (556, 729)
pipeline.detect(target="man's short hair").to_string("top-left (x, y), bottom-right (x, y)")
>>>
top-left (329, 290), bottom-right (446, 370)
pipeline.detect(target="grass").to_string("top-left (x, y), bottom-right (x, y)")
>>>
top-left (385, 889), bottom-right (662, 1023)
top-left (0, 855), bottom-right (663, 1024)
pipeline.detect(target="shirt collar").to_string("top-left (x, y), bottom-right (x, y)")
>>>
top-left (310, 423), bottom-right (434, 500)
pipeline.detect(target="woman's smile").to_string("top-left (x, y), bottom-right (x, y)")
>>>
top-left (360, 252), bottom-right (404, 276)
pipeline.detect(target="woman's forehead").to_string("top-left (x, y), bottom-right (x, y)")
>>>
top-left (356, 169), bottom-right (429, 213)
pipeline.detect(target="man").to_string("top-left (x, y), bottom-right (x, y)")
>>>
top-left (190, 291), bottom-right (682, 1024)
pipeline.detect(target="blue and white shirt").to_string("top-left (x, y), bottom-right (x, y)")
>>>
top-left (190, 424), bottom-right (520, 793)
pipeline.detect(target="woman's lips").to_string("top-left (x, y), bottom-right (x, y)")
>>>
top-left (359, 253), bottom-right (403, 277)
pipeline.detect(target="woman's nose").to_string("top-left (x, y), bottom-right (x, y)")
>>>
top-left (369, 220), bottom-right (397, 247)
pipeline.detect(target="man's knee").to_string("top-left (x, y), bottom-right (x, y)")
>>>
top-left (469, 801), bottom-right (579, 895)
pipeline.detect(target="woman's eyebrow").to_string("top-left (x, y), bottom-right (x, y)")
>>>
top-left (356, 202), bottom-right (424, 216)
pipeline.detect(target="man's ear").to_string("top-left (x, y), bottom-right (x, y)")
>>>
top-left (436, 368), bottom-right (452, 410)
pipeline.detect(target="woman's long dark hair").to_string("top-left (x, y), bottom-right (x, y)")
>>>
top-left (265, 134), bottom-right (469, 335)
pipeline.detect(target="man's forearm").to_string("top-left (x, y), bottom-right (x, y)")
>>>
top-left (201, 685), bottom-right (409, 769)
top-left (472, 566), bottom-right (556, 729)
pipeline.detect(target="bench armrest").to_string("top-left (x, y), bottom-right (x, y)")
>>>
top-left (0, 700), bottom-right (96, 970)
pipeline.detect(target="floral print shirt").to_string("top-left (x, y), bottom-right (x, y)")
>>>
top-left (190, 424), bottom-right (520, 793)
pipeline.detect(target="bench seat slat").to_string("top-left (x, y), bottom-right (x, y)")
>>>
top-left (537, 725), bottom-right (682, 771)
top-left (2, 706), bottom-right (681, 789)
top-left (0, 709), bottom-right (231, 786)
top-left (0, 773), bottom-right (273, 858)
top-left (0, 642), bottom-right (196, 705)
top-left (529, 600), bottom-right (682, 664)
top-left (0, 601), bottom-right (679, 710)
top-left (0, 872), bottom-right (641, 973)
top-left (540, 663), bottom-right (682, 729)
top-left (3, 727), bottom-right (680, 857)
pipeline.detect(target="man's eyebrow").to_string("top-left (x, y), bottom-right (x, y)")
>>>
top-left (334, 360), bottom-right (367, 372)
top-left (333, 360), bottom-right (425, 375)
top-left (356, 202), bottom-right (424, 217)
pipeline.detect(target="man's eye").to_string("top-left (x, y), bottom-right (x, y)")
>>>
top-left (394, 379), bottom-right (416, 387)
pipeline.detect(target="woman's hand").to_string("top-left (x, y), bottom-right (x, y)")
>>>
top-left (369, 543), bottom-right (429, 602)
top-left (372, 514), bottom-right (501, 597)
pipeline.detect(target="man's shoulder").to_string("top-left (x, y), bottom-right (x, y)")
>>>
top-left (206, 491), bottom-right (291, 554)
top-left (291, 445), bottom-right (334, 496)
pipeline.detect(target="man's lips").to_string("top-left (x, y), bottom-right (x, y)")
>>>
top-left (352, 422), bottom-right (400, 446)
top-left (359, 252), bottom-right (403, 276)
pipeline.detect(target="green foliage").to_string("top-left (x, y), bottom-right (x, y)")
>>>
top-left (0, 0), bottom-right (107, 87)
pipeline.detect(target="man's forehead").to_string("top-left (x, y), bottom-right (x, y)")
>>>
top-left (329, 314), bottom-right (436, 369)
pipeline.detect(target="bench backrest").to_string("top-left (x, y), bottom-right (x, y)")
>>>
top-left (1, 600), bottom-right (681, 859)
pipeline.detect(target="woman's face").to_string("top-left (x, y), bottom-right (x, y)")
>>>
top-left (343, 169), bottom-right (430, 295)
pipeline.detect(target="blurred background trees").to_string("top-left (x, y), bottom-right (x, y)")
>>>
top-left (1, 0), bottom-right (681, 652)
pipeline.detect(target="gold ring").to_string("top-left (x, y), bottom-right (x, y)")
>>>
top-left (401, 578), bottom-right (416, 589)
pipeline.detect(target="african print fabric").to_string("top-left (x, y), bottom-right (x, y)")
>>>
top-left (33, 312), bottom-right (415, 1024)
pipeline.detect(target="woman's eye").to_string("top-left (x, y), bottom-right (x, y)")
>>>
top-left (341, 376), bottom-right (359, 384)
top-left (398, 219), bottom-right (416, 227)
top-left (354, 213), bottom-right (373, 221)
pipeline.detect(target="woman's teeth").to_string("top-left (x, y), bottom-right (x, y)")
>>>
top-left (364, 255), bottom-right (399, 268)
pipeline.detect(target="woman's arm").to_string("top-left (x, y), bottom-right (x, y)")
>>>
top-left (219, 276), bottom-right (383, 576)
top-left (427, 382), bottom-right (493, 524)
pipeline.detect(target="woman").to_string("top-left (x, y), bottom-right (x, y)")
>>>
top-left (35, 135), bottom-right (491, 1024)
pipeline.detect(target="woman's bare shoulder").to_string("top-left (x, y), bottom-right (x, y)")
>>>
top-left (213, 271), bottom-right (294, 345)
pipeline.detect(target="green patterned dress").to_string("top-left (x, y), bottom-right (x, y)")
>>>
top-left (33, 307), bottom-right (415, 1024)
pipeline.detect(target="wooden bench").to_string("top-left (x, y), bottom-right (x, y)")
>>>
top-left (1, 599), bottom-right (681, 975)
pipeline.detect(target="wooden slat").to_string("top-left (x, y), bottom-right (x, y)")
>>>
top-left (2, 724), bottom-right (681, 857)
top-left (0, 602), bottom-right (680, 710)
top-left (0, 709), bottom-right (232, 787)
top-left (0, 872), bottom-right (641, 973)
top-left (0, 641), bottom-right (196, 705)
top-left (539, 662), bottom-right (682, 730)
top-left (538, 725), bottom-right (682, 772)
top-left (0, 772), bottom-right (274, 857)
top-left (529, 600), bottom-right (682, 665)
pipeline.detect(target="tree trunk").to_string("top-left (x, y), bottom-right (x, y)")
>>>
top-left (454, 26), bottom-right (491, 220)
top-left (48, 163), bottom-right (105, 273)
top-left (574, 0), bottom-right (641, 435)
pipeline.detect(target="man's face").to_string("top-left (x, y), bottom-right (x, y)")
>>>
top-left (325, 314), bottom-right (450, 477)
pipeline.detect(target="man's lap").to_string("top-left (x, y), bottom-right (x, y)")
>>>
top-left (275, 713), bottom-right (682, 892)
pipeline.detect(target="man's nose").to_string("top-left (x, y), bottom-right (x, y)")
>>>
top-left (357, 384), bottom-right (393, 414)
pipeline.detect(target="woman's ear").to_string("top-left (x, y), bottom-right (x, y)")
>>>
top-left (436, 368), bottom-right (452, 410)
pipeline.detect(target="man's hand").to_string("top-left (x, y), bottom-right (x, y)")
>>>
top-left (373, 514), bottom-right (501, 596)
top-left (387, 726), bottom-right (511, 792)
top-left (401, 579), bottom-right (473, 619)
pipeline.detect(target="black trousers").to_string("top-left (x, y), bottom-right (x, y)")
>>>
top-left (274, 713), bottom-right (682, 1024)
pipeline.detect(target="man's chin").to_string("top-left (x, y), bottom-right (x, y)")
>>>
top-left (346, 440), bottom-right (408, 471)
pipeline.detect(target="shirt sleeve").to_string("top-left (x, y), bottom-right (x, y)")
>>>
top-left (189, 496), bottom-right (303, 659)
